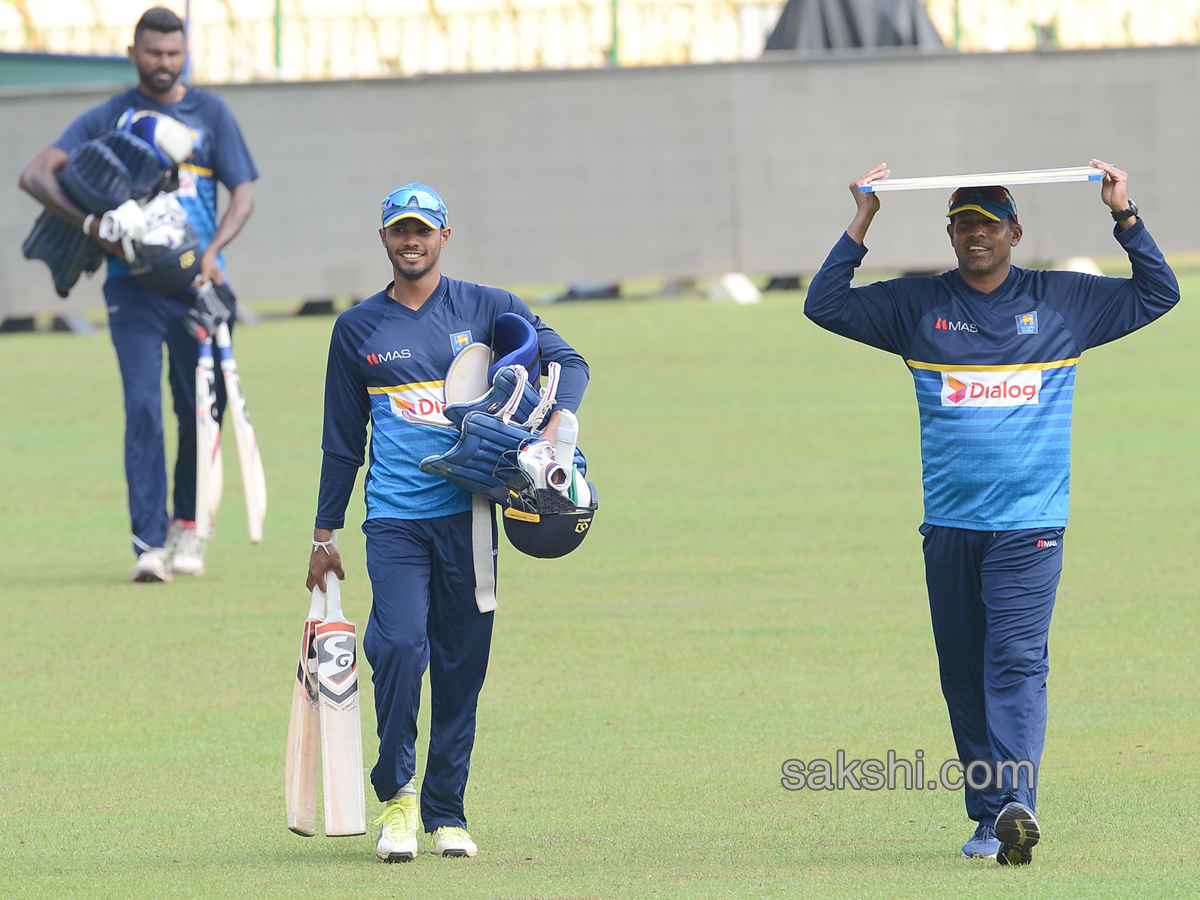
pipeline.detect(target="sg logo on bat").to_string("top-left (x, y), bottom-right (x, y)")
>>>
top-left (315, 625), bottom-right (358, 706)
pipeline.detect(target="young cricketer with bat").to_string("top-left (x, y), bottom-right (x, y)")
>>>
top-left (18, 7), bottom-right (257, 582)
top-left (305, 184), bottom-right (588, 860)
top-left (804, 160), bottom-right (1179, 864)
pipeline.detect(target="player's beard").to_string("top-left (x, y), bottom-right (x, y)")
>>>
top-left (395, 243), bottom-right (441, 282)
top-left (138, 63), bottom-right (181, 95)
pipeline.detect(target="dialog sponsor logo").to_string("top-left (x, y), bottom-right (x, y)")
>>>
top-left (390, 393), bottom-right (446, 419)
top-left (386, 385), bottom-right (446, 419)
top-left (940, 369), bottom-right (1041, 407)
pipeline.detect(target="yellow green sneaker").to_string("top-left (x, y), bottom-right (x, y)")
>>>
top-left (432, 825), bottom-right (477, 858)
top-left (374, 795), bottom-right (418, 862)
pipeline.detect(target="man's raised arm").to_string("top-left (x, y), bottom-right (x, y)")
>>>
top-left (803, 164), bottom-right (922, 356)
top-left (846, 162), bottom-right (889, 244)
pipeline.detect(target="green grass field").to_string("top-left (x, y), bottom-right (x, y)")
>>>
top-left (2, 275), bottom-right (1198, 899)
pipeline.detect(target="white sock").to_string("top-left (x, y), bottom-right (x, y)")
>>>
top-left (393, 779), bottom-right (416, 799)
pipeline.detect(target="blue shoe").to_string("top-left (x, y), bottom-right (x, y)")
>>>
top-left (961, 821), bottom-right (1000, 859)
top-left (995, 801), bottom-right (1040, 866)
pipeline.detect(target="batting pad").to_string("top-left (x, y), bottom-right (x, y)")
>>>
top-left (446, 314), bottom-right (541, 406)
top-left (101, 130), bottom-right (168, 202)
top-left (444, 365), bottom-right (544, 430)
top-left (23, 127), bottom-right (172, 298)
top-left (58, 140), bottom-right (134, 215)
top-left (420, 410), bottom-right (586, 506)
top-left (22, 210), bottom-right (105, 298)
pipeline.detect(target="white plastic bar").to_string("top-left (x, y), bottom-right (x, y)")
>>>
top-left (860, 166), bottom-right (1104, 193)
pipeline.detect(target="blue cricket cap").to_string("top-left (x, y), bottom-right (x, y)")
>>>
top-left (381, 183), bottom-right (448, 230)
top-left (947, 185), bottom-right (1019, 224)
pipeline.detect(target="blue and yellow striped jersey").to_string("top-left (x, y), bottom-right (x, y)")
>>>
top-left (805, 221), bottom-right (1178, 530)
top-left (315, 277), bottom-right (589, 528)
top-left (55, 87), bottom-right (258, 279)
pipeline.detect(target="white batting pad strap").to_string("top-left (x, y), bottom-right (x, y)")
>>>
top-left (498, 365), bottom-right (528, 424)
top-left (523, 361), bottom-right (561, 431)
top-left (444, 343), bottom-right (492, 404)
top-left (471, 495), bottom-right (497, 613)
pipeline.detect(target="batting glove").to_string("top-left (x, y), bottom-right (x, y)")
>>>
top-left (98, 199), bottom-right (148, 263)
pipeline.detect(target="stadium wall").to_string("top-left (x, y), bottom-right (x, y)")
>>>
top-left (1, 46), bottom-right (1195, 316)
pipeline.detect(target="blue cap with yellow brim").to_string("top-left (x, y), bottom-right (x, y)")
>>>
top-left (381, 182), bottom-right (448, 229)
top-left (946, 185), bottom-right (1018, 223)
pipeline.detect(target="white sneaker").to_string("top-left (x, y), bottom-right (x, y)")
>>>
top-left (432, 825), bottom-right (477, 858)
top-left (170, 522), bottom-right (206, 576)
top-left (131, 548), bottom-right (172, 583)
top-left (374, 795), bottom-right (419, 862)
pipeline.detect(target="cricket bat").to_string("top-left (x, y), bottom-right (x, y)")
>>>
top-left (315, 576), bottom-right (366, 836)
top-left (195, 336), bottom-right (224, 539)
top-left (214, 322), bottom-right (267, 543)
top-left (284, 585), bottom-right (324, 836)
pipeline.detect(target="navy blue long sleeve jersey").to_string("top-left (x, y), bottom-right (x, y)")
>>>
top-left (804, 220), bottom-right (1179, 530)
top-left (315, 277), bottom-right (588, 529)
top-left (55, 87), bottom-right (258, 279)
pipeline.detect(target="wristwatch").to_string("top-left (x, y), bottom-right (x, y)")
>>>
top-left (1111, 200), bottom-right (1139, 222)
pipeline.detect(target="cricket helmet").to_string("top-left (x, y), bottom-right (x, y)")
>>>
top-left (116, 108), bottom-right (195, 169)
top-left (130, 223), bottom-right (202, 297)
top-left (502, 479), bottom-right (598, 559)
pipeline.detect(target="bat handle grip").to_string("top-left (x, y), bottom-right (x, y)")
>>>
top-left (311, 532), bottom-right (342, 622)
top-left (307, 584), bottom-right (325, 620)
top-left (324, 573), bottom-right (346, 623)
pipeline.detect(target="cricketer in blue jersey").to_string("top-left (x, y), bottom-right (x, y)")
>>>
top-left (18, 7), bottom-right (258, 584)
top-left (804, 160), bottom-right (1178, 866)
top-left (305, 183), bottom-right (589, 861)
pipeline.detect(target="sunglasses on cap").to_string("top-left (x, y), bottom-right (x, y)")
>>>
top-left (948, 186), bottom-right (1014, 206)
top-left (947, 185), bottom-right (1018, 222)
top-left (381, 187), bottom-right (447, 218)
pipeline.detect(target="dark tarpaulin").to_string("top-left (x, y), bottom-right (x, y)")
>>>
top-left (764, 0), bottom-right (945, 52)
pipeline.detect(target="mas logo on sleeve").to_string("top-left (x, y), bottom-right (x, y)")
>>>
top-left (1016, 311), bottom-right (1038, 335)
top-left (449, 331), bottom-right (472, 356)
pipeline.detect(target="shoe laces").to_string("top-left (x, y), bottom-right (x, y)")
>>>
top-left (436, 826), bottom-right (471, 841)
top-left (374, 797), bottom-right (417, 833)
top-left (972, 822), bottom-right (996, 842)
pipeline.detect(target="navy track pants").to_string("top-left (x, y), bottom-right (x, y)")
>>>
top-left (104, 277), bottom-right (231, 552)
top-left (921, 524), bottom-right (1064, 822)
top-left (362, 512), bottom-right (496, 830)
